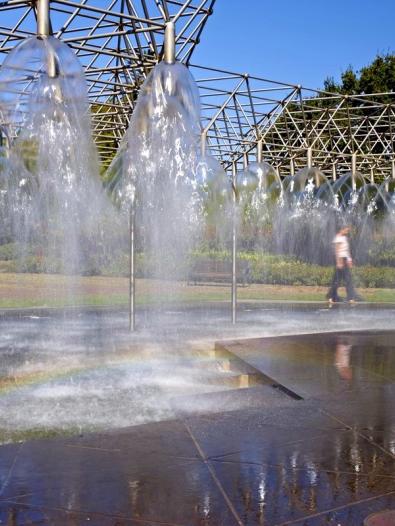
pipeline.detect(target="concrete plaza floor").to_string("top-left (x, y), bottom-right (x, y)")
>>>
top-left (0, 306), bottom-right (394, 524)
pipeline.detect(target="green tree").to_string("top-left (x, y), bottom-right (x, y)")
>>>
top-left (323, 53), bottom-right (395, 100)
top-left (340, 67), bottom-right (359, 94)
top-left (359, 54), bottom-right (395, 97)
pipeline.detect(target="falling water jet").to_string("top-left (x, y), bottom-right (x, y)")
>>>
top-left (289, 166), bottom-right (326, 196)
top-left (195, 130), bottom-right (229, 201)
top-left (111, 18), bottom-right (206, 328)
top-left (230, 153), bottom-right (260, 324)
top-left (0, 0), bottom-right (113, 305)
top-left (243, 140), bottom-right (281, 203)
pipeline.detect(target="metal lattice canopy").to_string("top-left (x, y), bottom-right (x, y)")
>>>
top-left (0, 0), bottom-right (215, 166)
top-left (0, 0), bottom-right (394, 180)
top-left (190, 64), bottom-right (395, 180)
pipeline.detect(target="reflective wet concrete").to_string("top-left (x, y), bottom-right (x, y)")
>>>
top-left (1, 304), bottom-right (395, 435)
top-left (0, 329), bottom-right (394, 524)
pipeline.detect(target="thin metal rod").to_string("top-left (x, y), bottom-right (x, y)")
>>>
top-left (243, 151), bottom-right (248, 169)
top-left (172, 0), bottom-right (193, 23)
top-left (351, 152), bottom-right (357, 191)
top-left (164, 20), bottom-right (175, 64)
top-left (200, 129), bottom-right (207, 157)
top-left (307, 146), bottom-right (312, 168)
top-left (36, 0), bottom-right (59, 79)
top-left (53, 0), bottom-right (165, 27)
top-left (257, 138), bottom-right (262, 163)
top-left (290, 157), bottom-right (295, 176)
top-left (332, 162), bottom-right (337, 181)
top-left (129, 204), bottom-right (136, 332)
top-left (203, 77), bottom-right (245, 133)
top-left (231, 161), bottom-right (237, 325)
top-left (1, 131), bottom-right (10, 158)
top-left (47, 49), bottom-right (58, 78)
top-left (37, 0), bottom-right (50, 37)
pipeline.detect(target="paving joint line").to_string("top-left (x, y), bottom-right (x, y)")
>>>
top-left (321, 409), bottom-right (395, 460)
top-left (183, 421), bottom-right (244, 526)
top-left (0, 443), bottom-right (22, 497)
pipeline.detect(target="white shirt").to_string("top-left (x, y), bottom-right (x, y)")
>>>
top-left (333, 234), bottom-right (351, 260)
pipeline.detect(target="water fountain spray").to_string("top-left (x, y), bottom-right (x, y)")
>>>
top-left (114, 17), bottom-right (204, 331)
top-left (129, 19), bottom-right (173, 332)
top-left (0, 0), bottom-right (109, 297)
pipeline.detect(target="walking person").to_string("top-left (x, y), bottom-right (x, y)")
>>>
top-left (326, 225), bottom-right (362, 304)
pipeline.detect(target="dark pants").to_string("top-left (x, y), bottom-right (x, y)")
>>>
top-left (327, 258), bottom-right (356, 301)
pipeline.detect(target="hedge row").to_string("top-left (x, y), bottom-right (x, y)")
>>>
top-left (192, 251), bottom-right (395, 288)
top-left (249, 258), bottom-right (395, 288)
top-left (2, 245), bottom-right (395, 289)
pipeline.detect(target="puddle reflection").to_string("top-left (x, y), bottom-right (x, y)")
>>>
top-left (334, 337), bottom-right (353, 381)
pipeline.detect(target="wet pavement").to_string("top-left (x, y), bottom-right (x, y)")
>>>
top-left (365, 510), bottom-right (395, 526)
top-left (0, 303), bottom-right (395, 435)
top-left (0, 329), bottom-right (394, 524)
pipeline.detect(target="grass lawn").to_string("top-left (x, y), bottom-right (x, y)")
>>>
top-left (0, 273), bottom-right (394, 309)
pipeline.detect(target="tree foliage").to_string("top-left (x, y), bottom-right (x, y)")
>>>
top-left (323, 53), bottom-right (395, 101)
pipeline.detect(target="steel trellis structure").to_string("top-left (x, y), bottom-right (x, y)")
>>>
top-left (190, 63), bottom-right (395, 180)
top-left (0, 0), bottom-right (394, 180)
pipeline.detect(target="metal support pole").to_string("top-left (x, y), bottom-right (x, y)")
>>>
top-left (332, 162), bottom-right (337, 181)
top-left (392, 160), bottom-right (395, 180)
top-left (47, 52), bottom-right (58, 79)
top-left (290, 157), bottom-right (295, 176)
top-left (257, 138), bottom-right (263, 163)
top-left (370, 167), bottom-right (374, 184)
top-left (164, 21), bottom-right (176, 64)
top-left (37, 0), bottom-right (50, 38)
top-left (1, 132), bottom-right (10, 158)
top-left (243, 151), bottom-right (248, 169)
top-left (307, 147), bottom-right (312, 169)
top-left (36, 0), bottom-right (58, 78)
top-left (129, 204), bottom-right (135, 331)
top-left (200, 130), bottom-right (207, 157)
top-left (351, 153), bottom-right (357, 191)
top-left (231, 162), bottom-right (237, 325)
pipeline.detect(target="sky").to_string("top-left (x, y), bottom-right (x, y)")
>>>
top-left (192, 0), bottom-right (395, 89)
